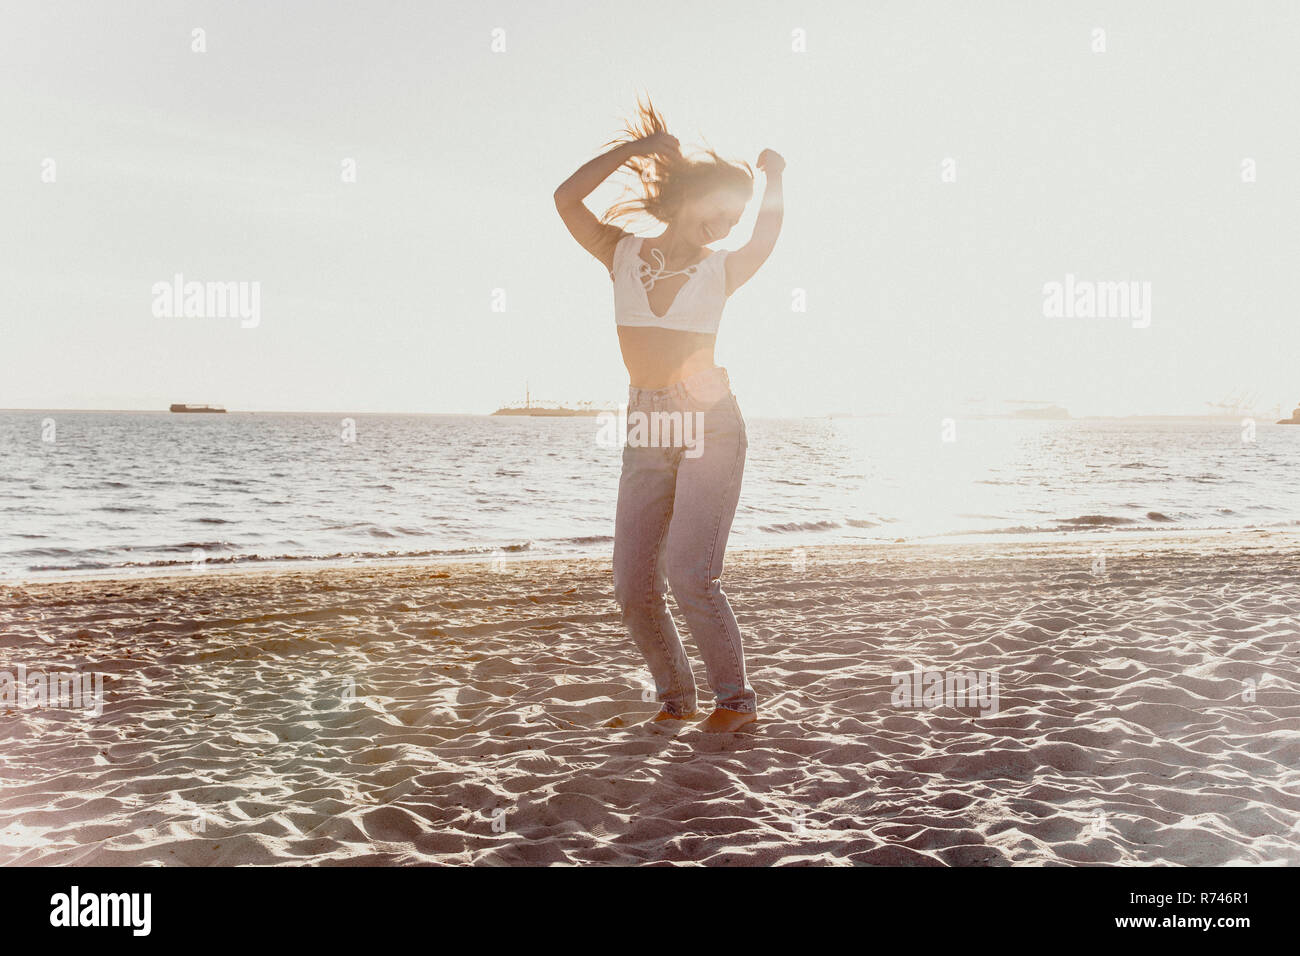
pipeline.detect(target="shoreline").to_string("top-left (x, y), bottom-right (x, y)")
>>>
top-left (7, 525), bottom-right (1299, 589)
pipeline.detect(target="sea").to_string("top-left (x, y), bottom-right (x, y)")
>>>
top-left (2, 410), bottom-right (1298, 580)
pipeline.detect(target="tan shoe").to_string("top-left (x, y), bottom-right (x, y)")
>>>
top-left (646, 707), bottom-right (699, 724)
top-left (697, 707), bottom-right (758, 733)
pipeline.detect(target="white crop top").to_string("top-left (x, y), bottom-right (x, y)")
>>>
top-left (610, 234), bottom-right (731, 334)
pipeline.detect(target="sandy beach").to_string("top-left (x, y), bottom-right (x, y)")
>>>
top-left (2, 531), bottom-right (1298, 866)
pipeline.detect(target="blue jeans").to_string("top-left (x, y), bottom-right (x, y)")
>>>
top-left (612, 365), bottom-right (757, 715)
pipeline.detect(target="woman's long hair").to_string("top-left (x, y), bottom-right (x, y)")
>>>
top-left (599, 94), bottom-right (753, 228)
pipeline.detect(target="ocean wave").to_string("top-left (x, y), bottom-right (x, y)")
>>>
top-left (156, 541), bottom-right (236, 553)
top-left (758, 520), bottom-right (841, 533)
top-left (11, 546), bottom-right (117, 559)
top-left (26, 542), bottom-right (540, 574)
top-left (1055, 515), bottom-right (1138, 527)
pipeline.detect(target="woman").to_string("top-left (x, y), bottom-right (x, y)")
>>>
top-left (553, 97), bottom-right (785, 733)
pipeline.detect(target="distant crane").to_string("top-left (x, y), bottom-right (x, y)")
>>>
top-left (1205, 390), bottom-right (1261, 417)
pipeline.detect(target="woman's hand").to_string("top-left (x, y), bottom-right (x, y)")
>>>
top-left (632, 132), bottom-right (681, 158)
top-left (756, 148), bottom-right (785, 175)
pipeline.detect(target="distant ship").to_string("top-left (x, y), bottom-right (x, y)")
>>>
top-left (169, 404), bottom-right (226, 413)
top-left (1277, 401), bottom-right (1300, 425)
top-left (1005, 404), bottom-right (1070, 420)
top-left (962, 400), bottom-right (1072, 421)
top-left (491, 384), bottom-right (611, 418)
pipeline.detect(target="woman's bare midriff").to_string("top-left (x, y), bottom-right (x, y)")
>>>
top-left (617, 326), bottom-right (718, 389)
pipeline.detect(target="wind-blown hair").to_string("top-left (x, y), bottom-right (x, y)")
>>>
top-left (599, 94), bottom-right (753, 228)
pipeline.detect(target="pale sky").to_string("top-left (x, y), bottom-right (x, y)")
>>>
top-left (2, 0), bottom-right (1298, 418)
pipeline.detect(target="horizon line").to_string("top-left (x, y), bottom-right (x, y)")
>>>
top-left (1, 406), bottom-right (1293, 422)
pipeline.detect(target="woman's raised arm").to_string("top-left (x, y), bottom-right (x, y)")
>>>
top-left (553, 134), bottom-right (678, 272)
top-left (725, 149), bottom-right (784, 296)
